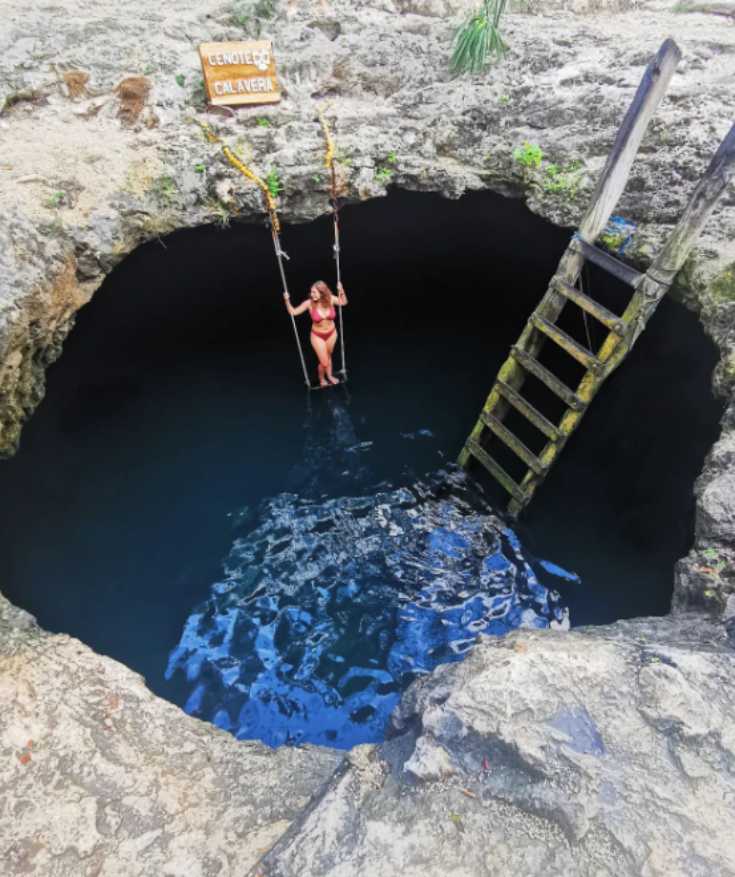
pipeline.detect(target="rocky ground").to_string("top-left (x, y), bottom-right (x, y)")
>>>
top-left (0, 593), bottom-right (343, 876)
top-left (2, 0), bottom-right (735, 874)
top-left (259, 615), bottom-right (735, 877)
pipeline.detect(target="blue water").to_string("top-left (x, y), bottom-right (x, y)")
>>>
top-left (164, 400), bottom-right (574, 748)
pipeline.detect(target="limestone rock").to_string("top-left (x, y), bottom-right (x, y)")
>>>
top-left (0, 594), bottom-right (343, 876)
top-left (257, 617), bottom-right (735, 876)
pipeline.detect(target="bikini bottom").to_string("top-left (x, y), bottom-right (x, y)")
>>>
top-left (311, 328), bottom-right (336, 342)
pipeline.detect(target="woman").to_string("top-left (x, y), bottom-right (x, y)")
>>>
top-left (284, 280), bottom-right (348, 387)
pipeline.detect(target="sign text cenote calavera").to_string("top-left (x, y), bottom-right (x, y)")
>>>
top-left (198, 40), bottom-right (281, 107)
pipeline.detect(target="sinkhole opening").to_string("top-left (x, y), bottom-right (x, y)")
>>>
top-left (0, 188), bottom-right (723, 748)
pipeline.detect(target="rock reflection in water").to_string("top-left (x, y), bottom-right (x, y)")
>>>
top-left (166, 468), bottom-right (575, 749)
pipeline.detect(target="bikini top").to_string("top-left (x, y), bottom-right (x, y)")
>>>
top-left (310, 305), bottom-right (336, 323)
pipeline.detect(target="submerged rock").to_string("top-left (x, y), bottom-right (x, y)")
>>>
top-left (166, 470), bottom-right (571, 748)
top-left (257, 615), bottom-right (735, 876)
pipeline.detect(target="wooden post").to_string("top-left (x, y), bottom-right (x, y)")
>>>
top-left (577, 38), bottom-right (682, 243)
top-left (458, 38), bottom-right (682, 469)
top-left (605, 118), bottom-right (735, 375)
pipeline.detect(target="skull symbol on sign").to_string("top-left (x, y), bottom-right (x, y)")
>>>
top-left (253, 47), bottom-right (270, 72)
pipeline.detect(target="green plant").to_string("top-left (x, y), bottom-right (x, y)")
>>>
top-left (194, 163), bottom-right (206, 174)
top-left (256, 117), bottom-right (270, 128)
top-left (313, 173), bottom-right (323, 184)
top-left (542, 159), bottom-right (585, 196)
top-left (513, 141), bottom-right (543, 170)
top-left (143, 64), bottom-right (155, 76)
top-left (450, 0), bottom-right (508, 75)
top-left (206, 198), bottom-right (234, 228)
top-left (231, 0), bottom-right (276, 35)
top-left (151, 175), bottom-right (177, 204)
top-left (175, 73), bottom-right (186, 88)
top-left (698, 547), bottom-right (731, 576)
top-left (375, 151), bottom-right (398, 183)
top-left (45, 190), bottom-right (65, 209)
top-left (266, 168), bottom-right (283, 198)
top-left (499, 94), bottom-right (511, 105)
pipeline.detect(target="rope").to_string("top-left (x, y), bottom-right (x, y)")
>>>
top-left (273, 230), bottom-right (310, 388)
top-left (317, 106), bottom-right (347, 380)
top-left (579, 265), bottom-right (594, 354)
top-left (194, 120), bottom-right (310, 388)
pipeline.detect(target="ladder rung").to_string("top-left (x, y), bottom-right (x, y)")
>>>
top-left (530, 315), bottom-right (603, 374)
top-left (510, 347), bottom-right (586, 412)
top-left (572, 237), bottom-right (642, 287)
top-left (496, 381), bottom-right (561, 441)
top-left (481, 411), bottom-right (546, 474)
top-left (553, 278), bottom-right (626, 335)
top-left (466, 438), bottom-right (526, 503)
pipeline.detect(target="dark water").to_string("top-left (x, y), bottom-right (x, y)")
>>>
top-left (0, 189), bottom-right (722, 747)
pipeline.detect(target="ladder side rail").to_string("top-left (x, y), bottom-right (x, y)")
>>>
top-left (511, 118), bottom-right (735, 516)
top-left (577, 38), bottom-right (682, 243)
top-left (458, 38), bottom-right (681, 470)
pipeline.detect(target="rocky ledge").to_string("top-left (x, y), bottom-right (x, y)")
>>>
top-left (3, 594), bottom-right (734, 876)
top-left (0, 593), bottom-right (343, 875)
top-left (2, 1), bottom-right (735, 875)
top-left (259, 615), bottom-right (735, 877)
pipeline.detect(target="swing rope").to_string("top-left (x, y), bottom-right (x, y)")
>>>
top-left (196, 121), bottom-right (311, 389)
top-left (317, 106), bottom-right (347, 380)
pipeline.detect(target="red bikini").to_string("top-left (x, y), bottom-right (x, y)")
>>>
top-left (310, 305), bottom-right (337, 341)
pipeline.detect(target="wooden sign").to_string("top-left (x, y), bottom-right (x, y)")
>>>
top-left (198, 41), bottom-right (280, 107)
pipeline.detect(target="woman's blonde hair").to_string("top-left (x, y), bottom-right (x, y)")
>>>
top-left (312, 280), bottom-right (333, 308)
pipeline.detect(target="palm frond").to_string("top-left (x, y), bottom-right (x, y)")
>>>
top-left (450, 0), bottom-right (508, 75)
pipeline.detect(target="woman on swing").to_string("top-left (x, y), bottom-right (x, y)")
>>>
top-left (284, 280), bottom-right (347, 387)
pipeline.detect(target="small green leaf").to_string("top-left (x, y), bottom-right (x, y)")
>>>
top-left (175, 73), bottom-right (186, 88)
top-left (45, 190), bottom-right (65, 208)
top-left (513, 141), bottom-right (543, 170)
top-left (194, 163), bottom-right (206, 174)
top-left (266, 168), bottom-right (283, 198)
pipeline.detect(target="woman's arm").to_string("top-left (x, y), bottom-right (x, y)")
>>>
top-left (333, 282), bottom-right (348, 306)
top-left (284, 293), bottom-right (310, 316)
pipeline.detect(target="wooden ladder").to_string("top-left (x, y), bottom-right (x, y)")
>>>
top-left (458, 38), bottom-right (735, 518)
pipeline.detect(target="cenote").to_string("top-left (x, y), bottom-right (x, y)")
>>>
top-left (0, 189), bottom-right (723, 748)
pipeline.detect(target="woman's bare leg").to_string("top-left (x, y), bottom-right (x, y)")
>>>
top-left (310, 334), bottom-right (330, 387)
top-left (326, 333), bottom-right (339, 384)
